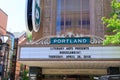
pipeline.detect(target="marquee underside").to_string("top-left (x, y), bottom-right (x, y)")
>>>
top-left (19, 60), bottom-right (120, 75)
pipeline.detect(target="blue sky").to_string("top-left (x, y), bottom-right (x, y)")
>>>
top-left (0, 0), bottom-right (26, 32)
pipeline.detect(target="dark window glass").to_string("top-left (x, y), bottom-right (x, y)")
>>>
top-left (61, 21), bottom-right (64, 26)
top-left (66, 21), bottom-right (71, 26)
top-left (82, 20), bottom-right (90, 25)
top-left (79, 20), bottom-right (90, 25)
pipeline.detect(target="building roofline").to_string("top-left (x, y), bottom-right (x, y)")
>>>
top-left (0, 8), bottom-right (8, 16)
top-left (6, 31), bottom-right (15, 37)
top-left (18, 32), bottom-right (26, 38)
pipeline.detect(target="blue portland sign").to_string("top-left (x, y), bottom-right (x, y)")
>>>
top-left (50, 37), bottom-right (90, 44)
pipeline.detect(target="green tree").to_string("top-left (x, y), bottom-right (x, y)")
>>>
top-left (26, 31), bottom-right (32, 42)
top-left (102, 0), bottom-right (120, 45)
top-left (21, 70), bottom-right (29, 80)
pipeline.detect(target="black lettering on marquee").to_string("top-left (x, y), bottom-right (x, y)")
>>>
top-left (60, 51), bottom-right (80, 54)
top-left (77, 55), bottom-right (81, 58)
top-left (66, 47), bottom-right (73, 50)
top-left (84, 55), bottom-right (91, 59)
top-left (49, 55), bottom-right (63, 59)
top-left (66, 55), bottom-right (75, 59)
top-left (50, 47), bottom-right (64, 50)
top-left (75, 47), bottom-right (89, 50)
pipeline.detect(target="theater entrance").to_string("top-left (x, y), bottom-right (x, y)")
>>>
top-left (29, 67), bottom-right (106, 80)
top-left (29, 74), bottom-right (95, 80)
top-left (42, 75), bottom-right (91, 80)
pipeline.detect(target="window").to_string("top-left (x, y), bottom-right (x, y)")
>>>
top-left (56, 0), bottom-right (90, 35)
top-left (79, 20), bottom-right (90, 25)
top-left (0, 64), bottom-right (3, 75)
top-left (66, 20), bottom-right (71, 26)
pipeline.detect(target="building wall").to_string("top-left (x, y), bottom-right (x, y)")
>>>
top-left (6, 32), bottom-right (15, 79)
top-left (0, 9), bottom-right (8, 79)
top-left (32, 0), bottom-right (112, 41)
top-left (0, 9), bottom-right (8, 35)
top-left (14, 61), bottom-right (20, 80)
top-left (18, 32), bottom-right (27, 45)
top-left (13, 33), bottom-right (28, 80)
top-left (103, 0), bottom-right (112, 35)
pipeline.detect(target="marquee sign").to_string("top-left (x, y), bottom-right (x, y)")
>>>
top-left (26, 0), bottom-right (41, 32)
top-left (19, 46), bottom-right (120, 60)
top-left (32, 33), bottom-right (104, 45)
top-left (50, 37), bottom-right (90, 44)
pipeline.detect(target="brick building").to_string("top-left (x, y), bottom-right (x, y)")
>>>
top-left (0, 8), bottom-right (8, 80)
top-left (31, 0), bottom-right (112, 41)
top-left (0, 9), bottom-right (8, 36)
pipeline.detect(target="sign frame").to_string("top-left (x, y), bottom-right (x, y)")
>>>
top-left (25, 0), bottom-right (41, 32)
top-left (19, 46), bottom-right (120, 60)
top-left (32, 0), bottom-right (41, 32)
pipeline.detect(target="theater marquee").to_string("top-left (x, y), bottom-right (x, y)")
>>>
top-left (19, 46), bottom-right (120, 60)
top-left (50, 37), bottom-right (90, 44)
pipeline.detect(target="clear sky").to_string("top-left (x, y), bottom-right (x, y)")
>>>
top-left (0, 0), bottom-right (26, 33)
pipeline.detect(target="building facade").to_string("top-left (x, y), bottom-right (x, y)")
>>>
top-left (6, 32), bottom-right (15, 80)
top-left (11, 32), bottom-right (28, 80)
top-left (32, 0), bottom-right (111, 40)
top-left (19, 0), bottom-right (120, 80)
top-left (0, 9), bottom-right (9, 80)
top-left (0, 9), bottom-right (8, 36)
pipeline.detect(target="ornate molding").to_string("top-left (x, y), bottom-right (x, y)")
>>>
top-left (30, 33), bottom-right (104, 45)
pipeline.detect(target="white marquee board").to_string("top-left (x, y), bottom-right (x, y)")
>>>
top-left (19, 46), bottom-right (120, 59)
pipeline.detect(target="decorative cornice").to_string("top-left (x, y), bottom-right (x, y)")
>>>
top-left (29, 33), bottom-right (104, 45)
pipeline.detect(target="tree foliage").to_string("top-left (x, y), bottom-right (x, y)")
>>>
top-left (26, 31), bottom-right (32, 42)
top-left (21, 70), bottom-right (29, 80)
top-left (102, 0), bottom-right (120, 45)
